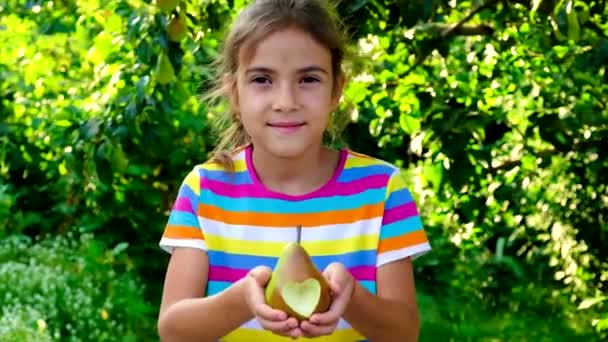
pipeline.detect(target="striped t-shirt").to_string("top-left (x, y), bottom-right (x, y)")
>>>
top-left (159, 145), bottom-right (431, 341)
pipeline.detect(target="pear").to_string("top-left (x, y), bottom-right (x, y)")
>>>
top-left (156, 0), bottom-right (180, 13)
top-left (167, 15), bottom-right (188, 42)
top-left (155, 51), bottom-right (175, 85)
top-left (264, 226), bottom-right (331, 321)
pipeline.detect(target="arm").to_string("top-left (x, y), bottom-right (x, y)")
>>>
top-left (157, 247), bottom-right (252, 342)
top-left (343, 257), bottom-right (420, 342)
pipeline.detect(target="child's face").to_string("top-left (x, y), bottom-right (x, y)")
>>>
top-left (232, 26), bottom-right (343, 159)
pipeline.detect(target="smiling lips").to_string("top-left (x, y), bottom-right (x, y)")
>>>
top-left (267, 121), bottom-right (306, 133)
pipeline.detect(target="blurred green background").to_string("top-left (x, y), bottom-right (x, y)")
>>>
top-left (1, 0), bottom-right (607, 341)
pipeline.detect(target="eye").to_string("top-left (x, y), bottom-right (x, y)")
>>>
top-left (251, 76), bottom-right (271, 84)
top-left (301, 76), bottom-right (320, 84)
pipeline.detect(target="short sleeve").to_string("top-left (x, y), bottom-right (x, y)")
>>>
top-left (159, 166), bottom-right (207, 254)
top-left (376, 169), bottom-right (431, 267)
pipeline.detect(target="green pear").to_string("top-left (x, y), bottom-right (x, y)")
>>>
top-left (264, 240), bottom-right (331, 321)
top-left (155, 52), bottom-right (175, 85)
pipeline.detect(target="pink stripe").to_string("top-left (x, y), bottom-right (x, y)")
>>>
top-left (382, 202), bottom-right (418, 225)
top-left (173, 197), bottom-right (194, 212)
top-left (349, 266), bottom-right (375, 281)
top-left (202, 174), bottom-right (390, 200)
top-left (208, 266), bottom-right (248, 282)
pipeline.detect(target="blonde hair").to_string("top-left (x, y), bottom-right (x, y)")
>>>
top-left (204, 0), bottom-right (352, 171)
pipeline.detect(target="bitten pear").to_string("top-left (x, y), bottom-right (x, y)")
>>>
top-left (264, 239), bottom-right (331, 321)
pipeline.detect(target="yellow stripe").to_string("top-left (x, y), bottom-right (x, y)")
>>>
top-left (386, 170), bottom-right (408, 198)
top-left (344, 155), bottom-right (384, 168)
top-left (184, 168), bottom-right (201, 196)
top-left (221, 327), bottom-right (365, 341)
top-left (205, 233), bottom-right (378, 257)
top-left (202, 159), bottom-right (247, 172)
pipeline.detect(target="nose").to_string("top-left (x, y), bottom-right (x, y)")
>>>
top-left (272, 82), bottom-right (299, 112)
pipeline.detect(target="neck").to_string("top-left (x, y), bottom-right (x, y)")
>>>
top-left (250, 144), bottom-right (340, 196)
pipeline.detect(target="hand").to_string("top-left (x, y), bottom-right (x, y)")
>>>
top-left (300, 262), bottom-right (355, 338)
top-left (243, 266), bottom-right (303, 339)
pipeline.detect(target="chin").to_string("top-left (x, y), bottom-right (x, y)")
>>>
top-left (260, 141), bottom-right (314, 159)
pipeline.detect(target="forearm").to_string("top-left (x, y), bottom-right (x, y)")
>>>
top-left (343, 282), bottom-right (420, 342)
top-left (158, 278), bottom-right (251, 342)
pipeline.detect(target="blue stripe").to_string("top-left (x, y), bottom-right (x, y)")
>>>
top-left (338, 165), bottom-right (395, 182)
top-left (379, 216), bottom-right (423, 240)
top-left (207, 250), bottom-right (377, 270)
top-left (176, 183), bottom-right (199, 210)
top-left (312, 250), bottom-right (377, 270)
top-left (207, 280), bottom-right (231, 295)
top-left (203, 169), bottom-right (252, 185)
top-left (201, 188), bottom-right (385, 213)
top-left (360, 280), bottom-right (376, 294)
top-left (168, 210), bottom-right (200, 227)
top-left (208, 281), bottom-right (377, 297)
top-left (385, 188), bottom-right (413, 210)
top-left (208, 250), bottom-right (276, 269)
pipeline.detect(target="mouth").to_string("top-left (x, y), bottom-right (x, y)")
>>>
top-left (267, 121), bottom-right (306, 128)
top-left (267, 121), bottom-right (306, 133)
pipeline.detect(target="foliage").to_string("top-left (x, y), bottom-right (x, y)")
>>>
top-left (0, 234), bottom-right (155, 341)
top-left (1, 0), bottom-right (607, 340)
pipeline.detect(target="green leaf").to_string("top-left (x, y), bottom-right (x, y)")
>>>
top-left (565, 0), bottom-right (580, 41)
top-left (578, 296), bottom-right (607, 310)
top-left (595, 317), bottom-right (608, 332)
top-left (399, 113), bottom-right (421, 135)
top-left (112, 242), bottom-right (129, 256)
top-left (347, 0), bottom-right (367, 12)
top-left (109, 143), bottom-right (129, 173)
top-left (53, 119), bottom-right (71, 128)
top-left (495, 237), bottom-right (505, 261)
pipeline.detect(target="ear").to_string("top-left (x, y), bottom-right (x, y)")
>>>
top-left (331, 74), bottom-right (346, 110)
top-left (223, 74), bottom-right (239, 114)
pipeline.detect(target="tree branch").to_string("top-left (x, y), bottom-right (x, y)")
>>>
top-left (401, 0), bottom-right (502, 78)
top-left (489, 137), bottom-right (607, 172)
top-left (417, 23), bottom-right (495, 36)
top-left (440, 0), bottom-right (501, 38)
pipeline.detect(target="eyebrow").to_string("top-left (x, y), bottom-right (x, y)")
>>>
top-left (245, 66), bottom-right (329, 75)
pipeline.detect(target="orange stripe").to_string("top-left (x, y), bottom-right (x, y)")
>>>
top-left (378, 230), bottom-right (428, 253)
top-left (163, 225), bottom-right (205, 240)
top-left (198, 203), bottom-right (384, 227)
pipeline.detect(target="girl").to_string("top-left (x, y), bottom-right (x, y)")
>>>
top-left (157, 0), bottom-right (431, 341)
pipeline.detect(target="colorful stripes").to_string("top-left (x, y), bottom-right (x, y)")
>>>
top-left (159, 145), bottom-right (431, 342)
top-left (200, 187), bottom-right (386, 213)
top-left (198, 202), bottom-right (384, 227)
top-left (201, 174), bottom-right (390, 200)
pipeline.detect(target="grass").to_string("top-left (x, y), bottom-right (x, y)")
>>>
top-left (418, 291), bottom-right (600, 341)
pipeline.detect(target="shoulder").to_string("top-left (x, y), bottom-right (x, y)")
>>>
top-left (188, 146), bottom-right (249, 177)
top-left (343, 149), bottom-right (410, 194)
top-left (343, 149), bottom-right (401, 177)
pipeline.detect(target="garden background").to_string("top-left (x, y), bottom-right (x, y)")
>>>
top-left (1, 0), bottom-right (607, 340)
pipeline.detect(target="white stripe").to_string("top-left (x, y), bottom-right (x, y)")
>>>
top-left (241, 318), bottom-right (352, 330)
top-left (233, 150), bottom-right (246, 161)
top-left (199, 217), bottom-right (382, 242)
top-left (159, 238), bottom-right (207, 253)
top-left (376, 243), bottom-right (431, 266)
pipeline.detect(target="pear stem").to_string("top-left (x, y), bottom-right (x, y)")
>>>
top-left (296, 225), bottom-right (302, 244)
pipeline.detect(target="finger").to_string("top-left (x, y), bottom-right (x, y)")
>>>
top-left (257, 317), bottom-right (299, 334)
top-left (329, 280), bottom-right (342, 297)
top-left (248, 265), bottom-right (273, 285)
top-left (300, 320), bottom-right (336, 337)
top-left (309, 288), bottom-right (350, 325)
top-left (246, 278), bottom-right (273, 316)
top-left (254, 303), bottom-right (288, 321)
top-left (286, 327), bottom-right (303, 339)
